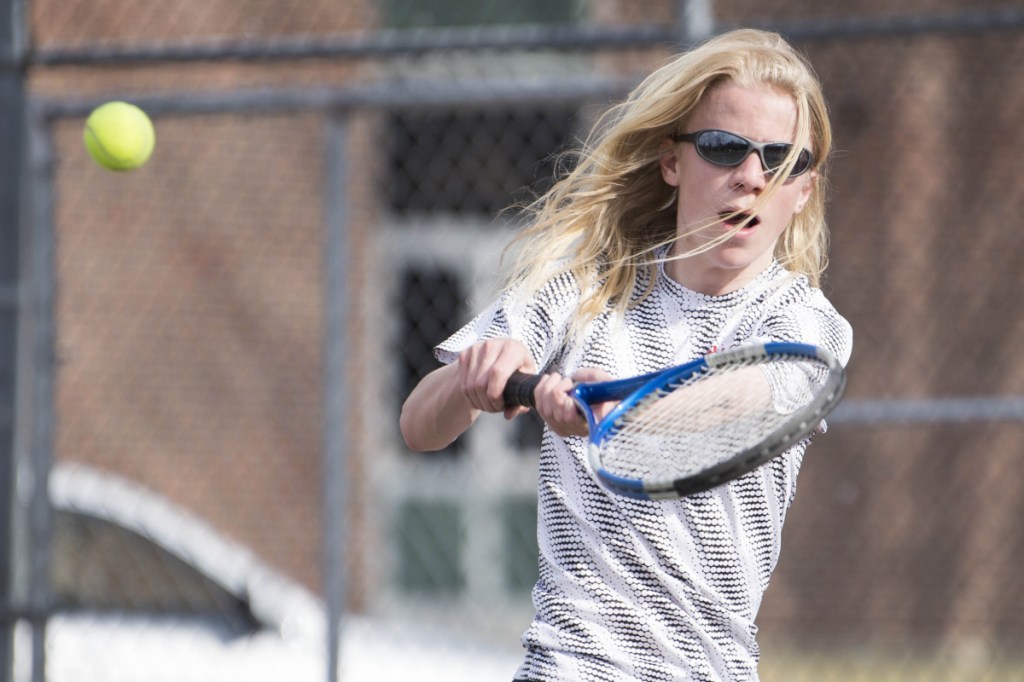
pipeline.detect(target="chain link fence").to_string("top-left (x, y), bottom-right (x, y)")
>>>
top-left (9, 0), bottom-right (1024, 680)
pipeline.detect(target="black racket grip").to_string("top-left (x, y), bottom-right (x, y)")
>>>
top-left (503, 371), bottom-right (543, 408)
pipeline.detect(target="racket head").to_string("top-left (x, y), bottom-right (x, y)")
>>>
top-left (569, 357), bottom-right (708, 436)
top-left (581, 342), bottom-right (846, 500)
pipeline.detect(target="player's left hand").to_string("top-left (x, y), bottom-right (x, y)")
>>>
top-left (533, 367), bottom-right (616, 438)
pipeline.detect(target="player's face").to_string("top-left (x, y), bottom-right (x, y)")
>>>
top-left (659, 83), bottom-right (815, 295)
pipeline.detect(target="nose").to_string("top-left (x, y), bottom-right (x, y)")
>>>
top-left (731, 150), bottom-right (767, 191)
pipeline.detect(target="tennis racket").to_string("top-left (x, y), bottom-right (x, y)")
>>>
top-left (503, 341), bottom-right (846, 500)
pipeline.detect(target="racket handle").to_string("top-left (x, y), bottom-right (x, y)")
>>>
top-left (503, 371), bottom-right (542, 408)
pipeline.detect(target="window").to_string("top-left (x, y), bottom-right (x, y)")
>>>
top-left (501, 496), bottom-right (538, 593)
top-left (386, 107), bottom-right (580, 217)
top-left (398, 264), bottom-right (468, 454)
top-left (396, 499), bottom-right (465, 594)
top-left (381, 0), bottom-right (586, 614)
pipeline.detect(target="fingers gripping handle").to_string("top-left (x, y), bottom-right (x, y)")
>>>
top-left (503, 371), bottom-right (542, 408)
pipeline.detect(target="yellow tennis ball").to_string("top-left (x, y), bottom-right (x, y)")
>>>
top-left (83, 101), bottom-right (155, 171)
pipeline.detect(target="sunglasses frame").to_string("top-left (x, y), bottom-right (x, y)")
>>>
top-left (671, 129), bottom-right (814, 178)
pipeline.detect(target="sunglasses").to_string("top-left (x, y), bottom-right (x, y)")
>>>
top-left (671, 129), bottom-right (814, 178)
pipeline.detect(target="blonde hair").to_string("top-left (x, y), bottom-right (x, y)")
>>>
top-left (505, 29), bottom-right (833, 335)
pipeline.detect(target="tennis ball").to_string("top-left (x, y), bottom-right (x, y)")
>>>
top-left (83, 101), bottom-right (155, 171)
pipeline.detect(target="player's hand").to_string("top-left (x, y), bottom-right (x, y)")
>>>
top-left (534, 367), bottom-right (616, 438)
top-left (456, 338), bottom-right (536, 417)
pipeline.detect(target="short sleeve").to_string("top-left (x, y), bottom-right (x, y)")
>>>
top-left (756, 285), bottom-right (853, 368)
top-left (754, 284), bottom-right (853, 435)
top-left (434, 272), bottom-right (581, 372)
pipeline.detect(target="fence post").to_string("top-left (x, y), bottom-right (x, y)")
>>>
top-left (323, 110), bottom-right (350, 682)
top-left (679, 0), bottom-right (714, 45)
top-left (0, 1), bottom-right (27, 680)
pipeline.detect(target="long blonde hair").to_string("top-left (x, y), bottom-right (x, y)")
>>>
top-left (505, 29), bottom-right (833, 334)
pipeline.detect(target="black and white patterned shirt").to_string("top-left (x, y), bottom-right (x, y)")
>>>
top-left (436, 256), bottom-right (853, 682)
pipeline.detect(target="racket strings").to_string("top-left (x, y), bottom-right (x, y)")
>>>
top-left (599, 357), bottom-right (820, 482)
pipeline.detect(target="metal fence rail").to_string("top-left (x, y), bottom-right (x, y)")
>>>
top-left (25, 7), bottom-right (1024, 65)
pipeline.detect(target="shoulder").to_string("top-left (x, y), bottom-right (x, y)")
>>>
top-left (434, 269), bottom-right (584, 368)
top-left (506, 269), bottom-right (583, 324)
top-left (764, 275), bottom-right (853, 366)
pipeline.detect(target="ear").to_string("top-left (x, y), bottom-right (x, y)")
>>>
top-left (660, 140), bottom-right (681, 187)
top-left (793, 170), bottom-right (816, 214)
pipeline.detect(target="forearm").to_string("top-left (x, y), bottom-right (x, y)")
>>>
top-left (400, 363), bottom-right (481, 452)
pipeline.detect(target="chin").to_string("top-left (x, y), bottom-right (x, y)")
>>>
top-left (706, 250), bottom-right (775, 282)
top-left (711, 248), bottom-right (770, 271)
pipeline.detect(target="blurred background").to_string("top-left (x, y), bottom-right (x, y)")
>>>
top-left (1, 0), bottom-right (1023, 680)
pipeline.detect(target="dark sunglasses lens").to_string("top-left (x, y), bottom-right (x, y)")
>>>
top-left (697, 131), bottom-right (750, 165)
top-left (763, 144), bottom-right (812, 176)
top-left (792, 149), bottom-right (813, 175)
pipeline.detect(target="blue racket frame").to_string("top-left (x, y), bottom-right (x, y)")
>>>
top-left (585, 342), bottom-right (843, 499)
top-left (503, 341), bottom-right (846, 500)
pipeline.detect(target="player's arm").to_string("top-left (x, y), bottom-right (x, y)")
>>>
top-left (400, 338), bottom-right (536, 452)
top-left (400, 363), bottom-right (479, 452)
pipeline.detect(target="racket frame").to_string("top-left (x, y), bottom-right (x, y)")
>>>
top-left (503, 341), bottom-right (846, 500)
top-left (585, 342), bottom-right (846, 499)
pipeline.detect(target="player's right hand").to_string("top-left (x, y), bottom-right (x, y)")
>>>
top-left (456, 338), bottom-right (536, 417)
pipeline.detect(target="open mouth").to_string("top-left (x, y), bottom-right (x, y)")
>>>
top-left (719, 210), bottom-right (760, 230)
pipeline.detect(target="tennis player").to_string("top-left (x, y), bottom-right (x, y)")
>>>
top-left (401, 28), bottom-right (853, 681)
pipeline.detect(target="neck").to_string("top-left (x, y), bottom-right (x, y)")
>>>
top-left (664, 254), bottom-right (771, 296)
